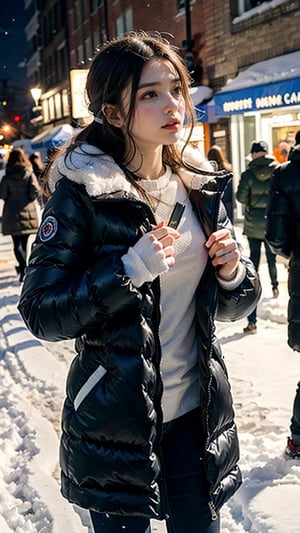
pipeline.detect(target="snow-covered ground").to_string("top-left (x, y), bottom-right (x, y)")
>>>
top-left (0, 225), bottom-right (300, 533)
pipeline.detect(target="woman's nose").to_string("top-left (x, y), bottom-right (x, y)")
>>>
top-left (163, 93), bottom-right (178, 113)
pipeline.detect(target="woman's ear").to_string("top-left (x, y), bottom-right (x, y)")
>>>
top-left (102, 104), bottom-right (124, 128)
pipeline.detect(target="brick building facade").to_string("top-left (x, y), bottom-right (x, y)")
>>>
top-left (26, 0), bottom-right (300, 181)
top-left (203, 0), bottom-right (300, 92)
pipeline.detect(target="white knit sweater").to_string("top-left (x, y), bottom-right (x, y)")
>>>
top-left (123, 167), bottom-right (208, 422)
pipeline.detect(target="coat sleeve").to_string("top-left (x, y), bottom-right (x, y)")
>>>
top-left (265, 167), bottom-right (293, 259)
top-left (215, 201), bottom-right (262, 322)
top-left (216, 255), bottom-right (261, 322)
top-left (236, 171), bottom-right (250, 205)
top-left (18, 181), bottom-right (143, 341)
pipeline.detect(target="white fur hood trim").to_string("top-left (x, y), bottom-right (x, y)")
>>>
top-left (49, 144), bottom-right (133, 198)
top-left (48, 143), bottom-right (219, 198)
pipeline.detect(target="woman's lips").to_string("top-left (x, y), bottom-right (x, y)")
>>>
top-left (162, 120), bottom-right (180, 130)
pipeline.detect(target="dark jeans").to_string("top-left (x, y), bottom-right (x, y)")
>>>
top-left (90, 407), bottom-right (220, 533)
top-left (291, 381), bottom-right (300, 442)
top-left (247, 237), bottom-right (278, 324)
top-left (12, 235), bottom-right (29, 275)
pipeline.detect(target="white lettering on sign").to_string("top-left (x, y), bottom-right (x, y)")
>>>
top-left (255, 94), bottom-right (283, 109)
top-left (223, 98), bottom-right (253, 112)
top-left (221, 86), bottom-right (300, 113)
top-left (284, 92), bottom-right (300, 104)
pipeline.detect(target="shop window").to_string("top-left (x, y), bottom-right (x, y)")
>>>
top-left (77, 44), bottom-right (84, 65)
top-left (237, 0), bottom-right (272, 15)
top-left (89, 0), bottom-right (103, 10)
top-left (177, 0), bottom-right (185, 10)
top-left (243, 115), bottom-right (256, 162)
top-left (176, 1), bottom-right (195, 13)
top-left (115, 8), bottom-right (133, 37)
top-left (62, 90), bottom-right (69, 117)
top-left (55, 93), bottom-right (62, 119)
top-left (80, 0), bottom-right (86, 21)
top-left (49, 96), bottom-right (55, 121)
top-left (73, 1), bottom-right (79, 30)
top-left (92, 28), bottom-right (100, 52)
top-left (85, 37), bottom-right (93, 62)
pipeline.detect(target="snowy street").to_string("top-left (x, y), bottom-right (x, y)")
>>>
top-left (1, 225), bottom-right (300, 532)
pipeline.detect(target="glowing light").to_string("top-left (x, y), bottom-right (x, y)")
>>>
top-left (30, 87), bottom-right (42, 107)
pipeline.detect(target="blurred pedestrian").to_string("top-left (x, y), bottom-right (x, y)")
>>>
top-left (0, 148), bottom-right (41, 282)
top-left (18, 31), bottom-right (261, 533)
top-left (29, 152), bottom-right (45, 182)
top-left (207, 145), bottom-right (236, 222)
top-left (266, 130), bottom-right (300, 459)
top-left (236, 140), bottom-right (279, 334)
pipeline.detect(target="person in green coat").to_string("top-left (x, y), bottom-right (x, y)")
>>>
top-left (236, 140), bottom-right (279, 334)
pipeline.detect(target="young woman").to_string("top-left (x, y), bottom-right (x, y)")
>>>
top-left (18, 32), bottom-right (261, 533)
top-left (0, 147), bottom-right (41, 281)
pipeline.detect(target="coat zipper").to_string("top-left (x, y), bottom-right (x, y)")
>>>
top-left (204, 188), bottom-right (223, 518)
top-left (208, 500), bottom-right (218, 521)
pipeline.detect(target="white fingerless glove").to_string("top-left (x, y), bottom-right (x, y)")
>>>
top-left (121, 232), bottom-right (169, 288)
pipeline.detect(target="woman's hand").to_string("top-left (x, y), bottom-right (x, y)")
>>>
top-left (150, 221), bottom-right (180, 267)
top-left (205, 228), bottom-right (241, 281)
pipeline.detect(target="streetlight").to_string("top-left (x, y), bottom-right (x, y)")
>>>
top-left (30, 87), bottom-right (42, 108)
top-left (30, 87), bottom-right (43, 133)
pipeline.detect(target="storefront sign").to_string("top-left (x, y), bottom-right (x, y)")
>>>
top-left (215, 77), bottom-right (300, 116)
top-left (70, 69), bottom-right (90, 119)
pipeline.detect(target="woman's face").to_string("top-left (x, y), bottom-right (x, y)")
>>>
top-left (121, 58), bottom-right (186, 152)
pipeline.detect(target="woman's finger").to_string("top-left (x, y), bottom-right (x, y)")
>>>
top-left (205, 229), bottom-right (231, 248)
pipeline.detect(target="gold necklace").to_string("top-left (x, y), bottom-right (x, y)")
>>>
top-left (122, 165), bottom-right (188, 211)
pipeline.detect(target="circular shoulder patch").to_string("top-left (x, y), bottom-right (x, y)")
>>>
top-left (39, 215), bottom-right (58, 242)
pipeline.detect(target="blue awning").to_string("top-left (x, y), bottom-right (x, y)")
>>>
top-left (215, 77), bottom-right (300, 116)
top-left (31, 124), bottom-right (77, 149)
top-left (214, 51), bottom-right (300, 116)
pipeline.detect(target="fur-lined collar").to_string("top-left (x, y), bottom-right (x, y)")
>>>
top-left (49, 142), bottom-right (219, 198)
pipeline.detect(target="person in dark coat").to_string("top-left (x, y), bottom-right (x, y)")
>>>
top-left (0, 148), bottom-right (41, 281)
top-left (265, 131), bottom-right (300, 459)
top-left (29, 152), bottom-right (45, 182)
top-left (236, 140), bottom-right (279, 334)
top-left (18, 32), bottom-right (261, 533)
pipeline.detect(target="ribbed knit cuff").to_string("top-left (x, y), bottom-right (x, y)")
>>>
top-left (216, 262), bottom-right (246, 290)
top-left (122, 248), bottom-right (155, 288)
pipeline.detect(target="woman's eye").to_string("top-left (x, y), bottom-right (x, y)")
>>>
top-left (173, 84), bottom-right (183, 96)
top-left (142, 91), bottom-right (157, 100)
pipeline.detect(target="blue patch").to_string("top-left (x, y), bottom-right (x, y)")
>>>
top-left (39, 216), bottom-right (58, 242)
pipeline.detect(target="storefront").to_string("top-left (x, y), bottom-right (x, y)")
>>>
top-left (214, 50), bottom-right (300, 214)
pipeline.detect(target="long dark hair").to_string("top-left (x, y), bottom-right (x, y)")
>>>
top-left (207, 145), bottom-right (232, 172)
top-left (7, 148), bottom-right (31, 169)
top-left (43, 31), bottom-right (195, 191)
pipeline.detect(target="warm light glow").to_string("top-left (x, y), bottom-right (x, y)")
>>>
top-left (30, 87), bottom-right (42, 106)
top-left (2, 124), bottom-right (11, 133)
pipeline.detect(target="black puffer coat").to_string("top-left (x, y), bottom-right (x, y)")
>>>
top-left (266, 145), bottom-right (300, 351)
top-left (236, 155), bottom-right (278, 239)
top-left (18, 146), bottom-right (261, 520)
top-left (0, 164), bottom-right (41, 235)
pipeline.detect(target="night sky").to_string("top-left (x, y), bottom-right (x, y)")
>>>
top-left (0, 0), bottom-right (27, 88)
